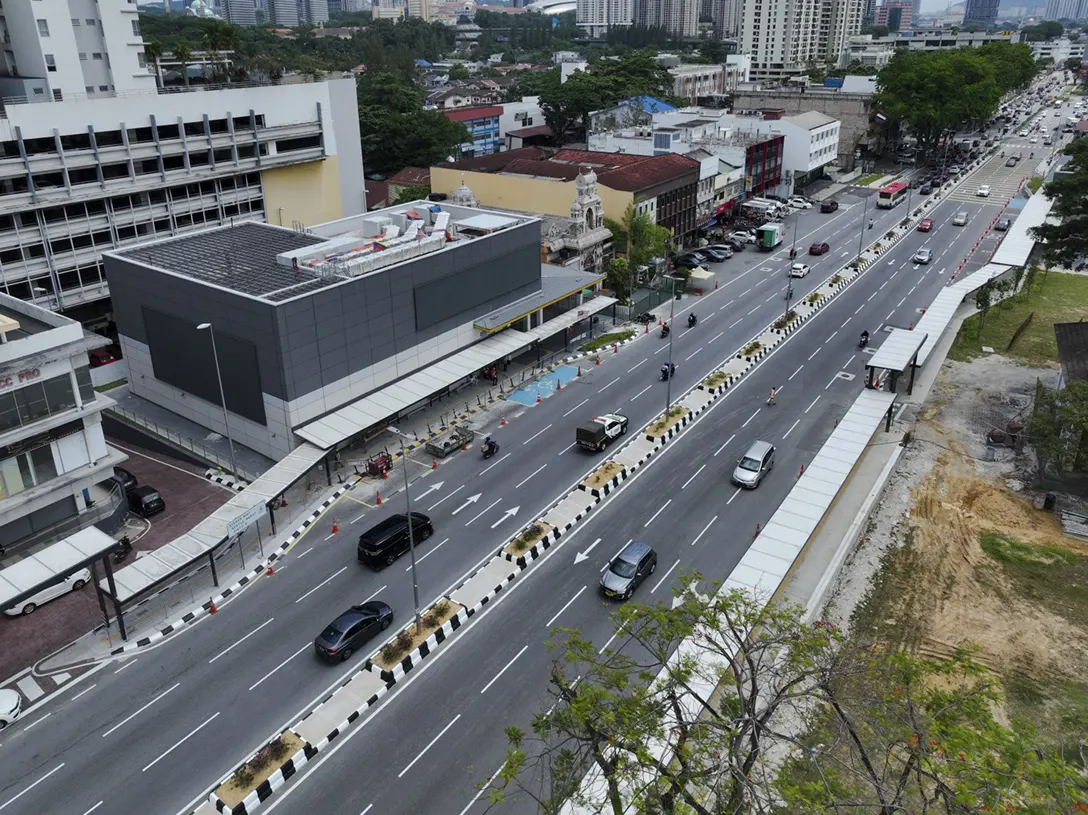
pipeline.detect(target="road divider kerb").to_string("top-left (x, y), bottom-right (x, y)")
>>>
top-left (204, 469), bottom-right (249, 492)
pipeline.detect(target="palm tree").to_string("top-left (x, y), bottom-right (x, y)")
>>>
top-left (144, 39), bottom-right (164, 90)
top-left (172, 41), bottom-right (192, 87)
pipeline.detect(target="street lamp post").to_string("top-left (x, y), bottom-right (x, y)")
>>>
top-left (388, 426), bottom-right (422, 631)
top-left (196, 322), bottom-right (239, 481)
top-left (664, 275), bottom-right (678, 418)
top-left (855, 194), bottom-right (869, 266)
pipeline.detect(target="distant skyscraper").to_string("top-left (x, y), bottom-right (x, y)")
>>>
top-left (297, 0), bottom-right (330, 22)
top-left (1044, 0), bottom-right (1088, 19)
top-left (741, 0), bottom-right (864, 81)
top-left (636, 0), bottom-right (699, 36)
top-left (406, 0), bottom-right (431, 19)
top-left (874, 0), bottom-right (913, 30)
top-left (963, 0), bottom-right (1000, 24)
top-left (222, 0), bottom-right (258, 25)
top-left (577, 0), bottom-right (635, 35)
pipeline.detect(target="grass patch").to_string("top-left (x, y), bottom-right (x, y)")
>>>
top-left (978, 530), bottom-right (1088, 630)
top-left (850, 525), bottom-right (927, 650)
top-left (504, 522), bottom-right (552, 555)
top-left (581, 330), bottom-right (636, 353)
top-left (583, 461), bottom-right (622, 490)
top-left (773, 310), bottom-right (799, 330)
top-left (740, 341), bottom-right (762, 358)
top-left (702, 370), bottom-right (728, 389)
top-left (93, 378), bottom-right (127, 392)
top-left (1027, 177), bottom-right (1043, 193)
top-left (948, 270), bottom-right (1087, 366)
top-left (856, 172), bottom-right (885, 186)
top-left (648, 406), bottom-right (688, 437)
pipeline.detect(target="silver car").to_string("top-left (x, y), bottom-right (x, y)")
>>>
top-left (732, 440), bottom-right (776, 489)
top-left (599, 541), bottom-right (657, 600)
top-left (952, 212), bottom-right (969, 226)
top-left (913, 249), bottom-right (932, 265)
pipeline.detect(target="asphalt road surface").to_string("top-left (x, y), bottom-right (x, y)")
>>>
top-left (0, 131), bottom-right (1052, 815)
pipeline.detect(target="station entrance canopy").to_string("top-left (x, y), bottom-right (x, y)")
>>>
top-left (865, 327), bottom-right (927, 396)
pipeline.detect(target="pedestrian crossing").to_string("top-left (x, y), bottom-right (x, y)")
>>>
top-left (944, 170), bottom-right (1026, 204)
top-left (0, 664), bottom-right (92, 710)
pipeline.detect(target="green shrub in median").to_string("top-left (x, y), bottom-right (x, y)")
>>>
top-left (581, 329), bottom-right (636, 353)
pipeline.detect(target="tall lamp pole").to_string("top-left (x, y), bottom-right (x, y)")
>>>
top-left (855, 194), bottom-right (869, 267)
top-left (388, 426), bottom-right (422, 631)
top-left (197, 322), bottom-right (238, 480)
top-left (664, 274), bottom-right (678, 418)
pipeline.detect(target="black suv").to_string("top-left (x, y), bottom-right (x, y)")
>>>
top-left (357, 513), bottom-right (434, 569)
top-left (128, 486), bottom-right (165, 517)
top-left (819, 200), bottom-right (839, 213)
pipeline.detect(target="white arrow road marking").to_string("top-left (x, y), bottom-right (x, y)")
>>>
top-left (490, 505), bottom-right (521, 529)
top-left (574, 537), bottom-right (602, 565)
top-left (451, 492), bottom-right (482, 515)
top-left (415, 480), bottom-right (444, 498)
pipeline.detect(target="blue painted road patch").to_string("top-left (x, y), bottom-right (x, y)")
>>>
top-left (507, 365), bottom-right (580, 406)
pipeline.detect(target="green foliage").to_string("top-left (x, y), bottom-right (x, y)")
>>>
top-left (604, 257), bottom-right (633, 304)
top-left (604, 204), bottom-right (671, 274)
top-left (447, 63), bottom-right (470, 81)
top-left (1021, 21), bottom-right (1065, 42)
top-left (974, 280), bottom-right (994, 329)
top-left (389, 185), bottom-right (431, 206)
top-left (1032, 379), bottom-right (1088, 478)
top-left (1034, 138), bottom-right (1088, 270)
top-left (976, 40), bottom-right (1037, 93)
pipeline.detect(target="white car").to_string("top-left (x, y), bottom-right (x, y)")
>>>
top-left (787, 197), bottom-right (812, 209)
top-left (1018, 130), bottom-right (1029, 137)
top-left (3, 568), bottom-right (91, 616)
top-left (789, 263), bottom-right (811, 278)
top-left (976, 185), bottom-right (991, 197)
top-left (729, 230), bottom-right (756, 244)
top-left (1029, 136), bottom-right (1038, 144)
top-left (0, 689), bottom-right (20, 731)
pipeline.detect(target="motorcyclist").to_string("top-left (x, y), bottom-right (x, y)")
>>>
top-left (661, 323), bottom-right (670, 338)
top-left (1030, 151), bottom-right (1034, 159)
top-left (868, 219), bottom-right (874, 230)
top-left (660, 363), bottom-right (675, 378)
top-left (860, 330), bottom-right (870, 347)
top-left (483, 436), bottom-right (497, 455)
top-left (687, 312), bottom-right (697, 327)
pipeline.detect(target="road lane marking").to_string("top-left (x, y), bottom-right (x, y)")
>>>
top-left (464, 498), bottom-right (502, 526)
top-left (248, 644), bottom-right (309, 692)
top-left (350, 512), bottom-right (366, 525)
top-left (409, 539), bottom-right (449, 569)
top-left (522, 424), bottom-right (552, 445)
top-left (627, 358), bottom-right (647, 373)
top-left (855, 305), bottom-right (864, 314)
top-left (691, 516), bottom-right (717, 547)
top-left (142, 712), bottom-right (221, 772)
top-left (480, 453), bottom-right (510, 475)
top-left (726, 487), bottom-right (742, 505)
top-left (598, 376), bottom-right (620, 393)
top-left (0, 764), bottom-right (66, 813)
top-left (426, 484), bottom-right (463, 511)
top-left (728, 317), bottom-right (743, 328)
top-left (650, 559), bottom-right (680, 594)
top-left (685, 347), bottom-right (702, 361)
top-left (562, 399), bottom-right (589, 419)
top-left (783, 419), bottom-right (801, 439)
top-left (709, 331), bottom-right (724, 343)
top-left (398, 715), bottom-right (462, 778)
top-left (741, 408), bottom-right (760, 428)
top-left (480, 645), bottom-right (529, 694)
top-left (630, 384), bottom-right (653, 401)
top-left (681, 465), bottom-right (706, 489)
top-left (294, 567), bottom-right (347, 605)
top-left (827, 330), bottom-right (838, 342)
top-left (210, 618), bottom-right (277, 663)
top-left (297, 547), bottom-right (313, 558)
top-left (546, 586), bottom-right (588, 628)
top-left (897, 297), bottom-right (906, 308)
top-left (71, 684), bottom-right (97, 702)
top-left (788, 364), bottom-right (804, 381)
top-left (714, 433), bottom-right (736, 456)
top-left (805, 395), bottom-right (822, 413)
top-left (80, 804), bottom-right (103, 815)
top-left (102, 684), bottom-right (180, 738)
top-left (113, 659), bottom-right (137, 675)
top-left (21, 713), bottom-right (51, 732)
top-left (747, 305), bottom-right (760, 316)
top-left (886, 310), bottom-right (895, 321)
top-left (515, 464), bottom-right (548, 489)
top-left (598, 630), bottom-right (621, 654)
top-left (808, 347), bottom-right (821, 360)
top-left (644, 499), bottom-right (672, 528)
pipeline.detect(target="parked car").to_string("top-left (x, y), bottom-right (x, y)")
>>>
top-left (952, 212), bottom-right (969, 226)
top-left (357, 513), bottom-right (434, 569)
top-left (819, 200), bottom-right (839, 213)
top-left (729, 230), bottom-right (756, 244)
top-left (976, 185), bottom-right (991, 197)
top-left (88, 348), bottom-right (115, 367)
top-left (731, 440), bottom-right (776, 489)
top-left (994, 218), bottom-right (1012, 231)
top-left (789, 263), bottom-right (811, 278)
top-left (722, 236), bottom-right (746, 252)
top-left (703, 248), bottom-right (729, 263)
top-left (128, 486), bottom-right (165, 518)
top-left (313, 600), bottom-right (394, 662)
top-left (113, 465), bottom-right (138, 493)
top-left (686, 250), bottom-right (708, 263)
top-left (705, 244), bottom-right (734, 259)
top-left (599, 541), bottom-right (657, 600)
top-left (913, 248), bottom-right (933, 265)
top-left (674, 255), bottom-right (707, 271)
top-left (4, 568), bottom-right (91, 616)
top-left (787, 196), bottom-right (812, 209)
top-left (917, 218), bottom-right (934, 232)
top-left (808, 242), bottom-right (830, 256)
top-left (0, 689), bottom-right (20, 731)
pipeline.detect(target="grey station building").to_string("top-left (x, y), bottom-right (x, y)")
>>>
top-left (104, 198), bottom-right (612, 461)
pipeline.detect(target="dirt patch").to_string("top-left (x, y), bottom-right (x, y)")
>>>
top-left (217, 731), bottom-right (305, 808)
top-left (373, 599), bottom-right (462, 670)
top-left (647, 407), bottom-right (689, 439)
top-left (584, 461), bottom-right (622, 490)
top-left (504, 522), bottom-right (552, 555)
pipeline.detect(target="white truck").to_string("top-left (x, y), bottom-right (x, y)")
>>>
top-left (576, 413), bottom-right (629, 452)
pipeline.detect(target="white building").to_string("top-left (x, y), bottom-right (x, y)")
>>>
top-left (741, 0), bottom-right (865, 82)
top-left (0, 293), bottom-right (125, 551)
top-left (839, 29), bottom-right (1021, 68)
top-left (1028, 38), bottom-right (1084, 64)
top-left (1044, 0), bottom-right (1088, 21)
top-left (636, 0), bottom-right (699, 37)
top-left (684, 148), bottom-right (719, 220)
top-left (724, 54), bottom-right (752, 91)
top-left (499, 96), bottom-right (545, 142)
top-left (0, 77), bottom-right (365, 316)
top-left (577, 0), bottom-right (635, 36)
top-left (669, 64), bottom-right (725, 101)
top-left (0, 0), bottom-right (156, 104)
top-left (561, 61), bottom-right (589, 83)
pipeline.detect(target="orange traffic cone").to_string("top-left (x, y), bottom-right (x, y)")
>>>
top-left (432, 457), bottom-right (438, 470)
top-left (209, 599), bottom-right (218, 614)
top-left (376, 489), bottom-right (382, 506)
top-left (577, 366), bottom-right (582, 378)
top-left (536, 392), bottom-right (542, 404)
top-left (556, 379), bottom-right (561, 391)
top-left (754, 524), bottom-right (760, 538)
top-left (501, 413), bottom-right (507, 426)
top-left (266, 566), bottom-right (275, 576)
top-left (381, 468), bottom-right (388, 480)
top-left (332, 518), bottom-right (339, 534)
top-left (595, 354), bottom-right (601, 366)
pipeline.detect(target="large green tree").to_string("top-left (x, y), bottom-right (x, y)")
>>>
top-left (357, 72), bottom-right (469, 175)
top-left (976, 40), bottom-right (1037, 93)
top-left (1032, 138), bottom-right (1088, 269)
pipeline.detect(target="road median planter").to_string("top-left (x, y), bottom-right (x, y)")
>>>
top-left (502, 521), bottom-right (555, 566)
top-left (213, 731), bottom-right (312, 815)
top-left (579, 460), bottom-right (625, 497)
top-left (701, 370), bottom-right (729, 391)
top-left (367, 598), bottom-right (464, 684)
top-left (645, 406), bottom-right (691, 443)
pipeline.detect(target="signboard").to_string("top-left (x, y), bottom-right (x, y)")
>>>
top-left (227, 502), bottom-right (265, 540)
top-left (0, 368), bottom-right (41, 390)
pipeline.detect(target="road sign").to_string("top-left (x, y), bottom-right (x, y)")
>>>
top-left (227, 502), bottom-right (265, 540)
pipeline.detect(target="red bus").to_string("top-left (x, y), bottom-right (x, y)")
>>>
top-left (877, 181), bottom-right (909, 208)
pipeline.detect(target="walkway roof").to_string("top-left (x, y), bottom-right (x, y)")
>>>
top-left (866, 327), bottom-right (926, 374)
top-left (989, 192), bottom-right (1054, 269)
top-left (0, 527), bottom-right (116, 612)
top-left (916, 263), bottom-right (1009, 366)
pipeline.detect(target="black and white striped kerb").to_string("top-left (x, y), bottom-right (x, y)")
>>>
top-left (576, 468), bottom-right (627, 499)
top-left (204, 469), bottom-right (248, 491)
top-left (209, 738), bottom-right (319, 814)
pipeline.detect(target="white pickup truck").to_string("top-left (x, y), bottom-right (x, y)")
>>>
top-left (576, 413), bottom-right (629, 452)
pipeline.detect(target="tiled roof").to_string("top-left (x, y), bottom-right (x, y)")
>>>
top-left (501, 159), bottom-right (582, 181)
top-left (444, 105), bottom-right (503, 122)
top-left (439, 147), bottom-right (545, 172)
top-left (596, 153), bottom-right (699, 192)
top-left (387, 167), bottom-right (432, 187)
top-left (550, 148), bottom-right (645, 169)
top-left (365, 180), bottom-right (389, 209)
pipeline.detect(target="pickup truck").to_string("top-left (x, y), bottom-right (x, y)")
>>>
top-left (576, 413), bottom-right (629, 452)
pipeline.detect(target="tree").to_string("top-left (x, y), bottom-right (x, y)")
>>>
top-left (1031, 380), bottom-right (1088, 476)
top-left (390, 184), bottom-right (431, 205)
top-left (1033, 139), bottom-right (1088, 270)
top-left (144, 38), bottom-right (165, 89)
top-left (604, 257), bottom-right (632, 304)
top-left (604, 204), bottom-right (671, 273)
top-left (697, 38), bottom-right (727, 65)
top-left (1064, 57), bottom-right (1082, 73)
top-left (868, 24), bottom-right (890, 37)
top-left (448, 63), bottom-right (471, 81)
top-left (976, 41), bottom-right (1037, 93)
top-left (974, 280), bottom-right (994, 330)
top-left (172, 41), bottom-right (193, 87)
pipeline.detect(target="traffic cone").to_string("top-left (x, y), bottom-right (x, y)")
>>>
top-left (376, 489), bottom-right (382, 506)
top-left (280, 496), bottom-right (287, 508)
top-left (536, 392), bottom-right (542, 404)
top-left (714, 279), bottom-right (719, 290)
top-left (556, 379), bottom-right (561, 391)
top-left (501, 413), bottom-right (507, 426)
top-left (209, 599), bottom-right (218, 614)
top-left (909, 322), bottom-right (913, 331)
top-left (613, 343), bottom-right (618, 355)
top-left (382, 469), bottom-right (388, 480)
top-left (644, 322), bottom-right (648, 334)
top-left (332, 518), bottom-right (339, 534)
top-left (577, 366), bottom-right (582, 378)
top-left (799, 464), bottom-right (805, 477)
top-left (266, 565), bottom-right (275, 576)
top-left (595, 354), bottom-right (601, 366)
top-left (754, 524), bottom-right (760, 538)
top-left (432, 457), bottom-right (438, 470)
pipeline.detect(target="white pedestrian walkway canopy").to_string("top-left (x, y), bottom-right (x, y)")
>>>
top-left (916, 263), bottom-right (1010, 366)
top-left (865, 327), bottom-right (927, 394)
top-left (0, 526), bottom-right (117, 612)
top-left (990, 192), bottom-right (1054, 269)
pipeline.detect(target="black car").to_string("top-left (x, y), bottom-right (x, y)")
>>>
top-left (909, 179), bottom-right (922, 189)
top-left (357, 513), bottom-right (434, 569)
top-left (314, 601), bottom-right (394, 662)
top-left (722, 236), bottom-right (746, 251)
top-left (994, 219), bottom-right (1012, 232)
top-left (1006, 157), bottom-right (1018, 167)
top-left (599, 541), bottom-right (657, 600)
top-left (674, 255), bottom-right (706, 270)
top-left (819, 200), bottom-right (839, 213)
top-left (703, 248), bottom-right (728, 263)
top-left (919, 185), bottom-right (932, 195)
top-left (113, 466), bottom-right (138, 493)
top-left (128, 486), bottom-right (165, 518)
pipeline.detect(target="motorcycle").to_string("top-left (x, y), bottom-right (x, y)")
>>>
top-left (481, 441), bottom-right (500, 460)
top-left (687, 314), bottom-right (697, 328)
top-left (660, 364), bottom-right (676, 381)
top-left (113, 536), bottom-right (133, 564)
top-left (660, 324), bottom-right (670, 339)
top-left (859, 332), bottom-right (869, 349)
top-left (635, 312), bottom-right (655, 325)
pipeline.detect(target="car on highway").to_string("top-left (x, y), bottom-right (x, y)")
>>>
top-left (789, 262), bottom-right (811, 278)
top-left (599, 541), bottom-right (657, 600)
top-left (819, 200), bottom-right (839, 213)
top-left (729, 230), bottom-right (756, 244)
top-left (576, 413), bottom-right (629, 452)
top-left (787, 196), bottom-right (812, 209)
top-left (1006, 156), bottom-right (1018, 167)
top-left (952, 212), bottom-right (969, 226)
top-left (913, 248), bottom-right (933, 265)
top-left (919, 185), bottom-right (932, 195)
top-left (128, 485), bottom-right (165, 518)
top-left (917, 218), bottom-right (934, 232)
top-left (357, 512), bottom-right (434, 569)
top-left (808, 242), bottom-right (830, 256)
top-left (0, 689), bottom-right (20, 731)
top-left (976, 185), bottom-right (991, 197)
top-left (994, 218), bottom-right (1011, 231)
top-left (732, 440), bottom-right (776, 489)
top-left (1019, 130), bottom-right (1029, 137)
top-left (313, 600), bottom-right (394, 662)
top-left (4, 568), bottom-right (91, 616)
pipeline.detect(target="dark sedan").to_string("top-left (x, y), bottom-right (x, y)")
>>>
top-left (819, 200), bottom-right (839, 213)
top-left (994, 219), bottom-right (1011, 232)
top-left (808, 242), bottom-right (830, 256)
top-left (703, 248), bottom-right (729, 263)
top-left (314, 601), bottom-right (394, 662)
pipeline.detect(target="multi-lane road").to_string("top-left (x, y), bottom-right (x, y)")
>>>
top-left (0, 111), bottom-right (1065, 815)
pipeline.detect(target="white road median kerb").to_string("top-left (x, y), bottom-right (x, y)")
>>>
top-left (204, 469), bottom-right (249, 491)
